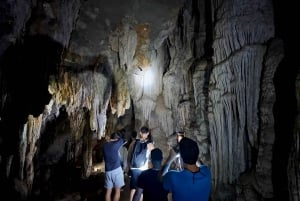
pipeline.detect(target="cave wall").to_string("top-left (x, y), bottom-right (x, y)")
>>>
top-left (0, 0), bottom-right (299, 201)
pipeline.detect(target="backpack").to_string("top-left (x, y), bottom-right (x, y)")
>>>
top-left (130, 139), bottom-right (151, 168)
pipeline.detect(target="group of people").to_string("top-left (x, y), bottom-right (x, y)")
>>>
top-left (102, 126), bottom-right (212, 201)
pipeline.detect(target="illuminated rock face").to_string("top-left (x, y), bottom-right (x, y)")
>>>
top-left (0, 0), bottom-right (298, 201)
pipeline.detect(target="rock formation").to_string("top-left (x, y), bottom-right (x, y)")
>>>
top-left (0, 0), bottom-right (298, 200)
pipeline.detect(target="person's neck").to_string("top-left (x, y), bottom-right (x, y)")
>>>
top-left (150, 162), bottom-right (161, 170)
top-left (184, 164), bottom-right (199, 173)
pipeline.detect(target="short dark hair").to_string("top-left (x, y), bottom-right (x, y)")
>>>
top-left (179, 137), bottom-right (199, 165)
top-left (110, 132), bottom-right (121, 140)
top-left (140, 126), bottom-right (152, 141)
top-left (140, 126), bottom-right (149, 133)
top-left (151, 148), bottom-right (163, 161)
top-left (131, 130), bottom-right (137, 138)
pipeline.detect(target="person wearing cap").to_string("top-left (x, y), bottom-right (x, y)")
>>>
top-left (163, 137), bottom-right (211, 201)
top-left (132, 148), bottom-right (168, 201)
top-left (162, 131), bottom-right (185, 175)
top-left (102, 132), bottom-right (127, 201)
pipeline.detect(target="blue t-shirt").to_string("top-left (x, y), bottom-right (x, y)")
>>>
top-left (163, 165), bottom-right (211, 201)
top-left (103, 138), bottom-right (125, 171)
top-left (137, 169), bottom-right (168, 201)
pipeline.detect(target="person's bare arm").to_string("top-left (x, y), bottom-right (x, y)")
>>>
top-left (147, 142), bottom-right (155, 150)
top-left (132, 187), bottom-right (143, 201)
top-left (167, 193), bottom-right (172, 201)
top-left (126, 140), bottom-right (135, 173)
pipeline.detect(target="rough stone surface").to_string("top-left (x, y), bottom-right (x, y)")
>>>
top-left (0, 0), bottom-right (298, 201)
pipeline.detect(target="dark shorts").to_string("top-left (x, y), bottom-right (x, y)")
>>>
top-left (130, 168), bottom-right (143, 189)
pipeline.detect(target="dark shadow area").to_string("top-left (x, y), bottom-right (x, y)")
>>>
top-left (1, 35), bottom-right (62, 119)
top-left (0, 34), bottom-right (63, 199)
top-left (28, 170), bottom-right (106, 201)
top-left (272, 0), bottom-right (298, 201)
top-left (0, 34), bottom-right (62, 144)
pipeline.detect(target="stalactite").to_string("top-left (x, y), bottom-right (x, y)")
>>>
top-left (23, 114), bottom-right (43, 191)
top-left (135, 98), bottom-right (156, 124)
top-left (163, 71), bottom-right (179, 109)
top-left (81, 109), bottom-right (93, 179)
top-left (209, 45), bottom-right (266, 186)
top-left (155, 95), bottom-right (174, 136)
top-left (212, 0), bottom-right (274, 64)
top-left (49, 71), bottom-right (111, 138)
top-left (254, 39), bottom-right (283, 198)
top-left (19, 123), bottom-right (27, 181)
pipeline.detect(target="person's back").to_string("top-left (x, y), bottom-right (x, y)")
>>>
top-left (102, 132), bottom-right (126, 201)
top-left (163, 137), bottom-right (211, 201)
top-left (126, 130), bottom-right (137, 150)
top-left (133, 148), bottom-right (168, 201)
top-left (117, 128), bottom-right (128, 172)
top-left (163, 165), bottom-right (211, 201)
top-left (119, 145), bottom-right (128, 171)
top-left (136, 169), bottom-right (168, 201)
top-left (103, 133), bottom-right (125, 171)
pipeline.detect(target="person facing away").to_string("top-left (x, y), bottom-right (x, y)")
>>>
top-left (163, 137), bottom-right (212, 201)
top-left (125, 130), bottom-right (138, 177)
top-left (126, 130), bottom-right (138, 150)
top-left (132, 148), bottom-right (168, 201)
top-left (102, 132), bottom-right (127, 201)
top-left (127, 126), bottom-right (155, 201)
top-left (162, 131), bottom-right (185, 176)
top-left (117, 129), bottom-right (128, 172)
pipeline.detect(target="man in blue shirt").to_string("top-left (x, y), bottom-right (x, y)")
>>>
top-left (103, 132), bottom-right (126, 201)
top-left (163, 137), bottom-right (211, 201)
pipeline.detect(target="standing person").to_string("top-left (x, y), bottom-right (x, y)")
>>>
top-left (103, 132), bottom-right (127, 201)
top-left (118, 129), bottom-right (128, 189)
top-left (125, 130), bottom-right (137, 178)
top-left (162, 131), bottom-right (185, 175)
top-left (127, 126), bottom-right (155, 201)
top-left (119, 144), bottom-right (128, 172)
top-left (118, 129), bottom-right (128, 173)
top-left (126, 130), bottom-right (138, 150)
top-left (163, 137), bottom-right (212, 201)
top-left (133, 148), bottom-right (168, 201)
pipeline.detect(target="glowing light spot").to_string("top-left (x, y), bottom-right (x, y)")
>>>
top-left (143, 66), bottom-right (154, 88)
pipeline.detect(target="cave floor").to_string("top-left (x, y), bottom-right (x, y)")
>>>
top-left (57, 172), bottom-right (131, 201)
top-left (28, 169), bottom-right (131, 201)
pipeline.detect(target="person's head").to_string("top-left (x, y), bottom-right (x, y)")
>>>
top-left (116, 129), bottom-right (126, 139)
top-left (150, 148), bottom-right (163, 168)
top-left (179, 137), bottom-right (199, 165)
top-left (119, 128), bottom-right (126, 134)
top-left (167, 134), bottom-right (178, 149)
top-left (167, 131), bottom-right (185, 151)
top-left (175, 131), bottom-right (185, 142)
top-left (131, 130), bottom-right (137, 139)
top-left (140, 126), bottom-right (151, 140)
top-left (110, 132), bottom-right (121, 140)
